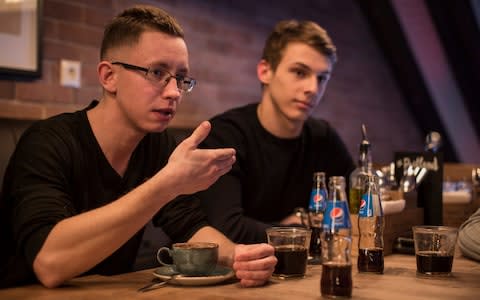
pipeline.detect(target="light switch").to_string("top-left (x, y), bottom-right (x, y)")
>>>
top-left (60, 59), bottom-right (81, 88)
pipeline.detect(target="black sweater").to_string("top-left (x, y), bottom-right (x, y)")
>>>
top-left (198, 103), bottom-right (355, 244)
top-left (0, 101), bottom-right (207, 287)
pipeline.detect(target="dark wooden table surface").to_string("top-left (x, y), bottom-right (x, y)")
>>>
top-left (1, 251), bottom-right (478, 299)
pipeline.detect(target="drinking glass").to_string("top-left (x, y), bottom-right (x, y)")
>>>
top-left (266, 227), bottom-right (311, 279)
top-left (412, 226), bottom-right (458, 276)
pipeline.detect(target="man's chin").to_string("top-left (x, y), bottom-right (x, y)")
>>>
top-left (143, 121), bottom-right (170, 134)
top-left (151, 125), bottom-right (169, 133)
top-left (289, 112), bottom-right (310, 122)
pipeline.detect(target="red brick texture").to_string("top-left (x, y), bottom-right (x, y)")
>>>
top-left (0, 0), bottom-right (423, 163)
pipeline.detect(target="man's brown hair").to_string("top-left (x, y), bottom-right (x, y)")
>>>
top-left (100, 5), bottom-right (184, 60)
top-left (261, 20), bottom-right (337, 70)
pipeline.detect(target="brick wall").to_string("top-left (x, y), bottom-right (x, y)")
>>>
top-left (0, 0), bottom-right (424, 164)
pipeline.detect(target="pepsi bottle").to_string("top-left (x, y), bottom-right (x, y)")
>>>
top-left (308, 172), bottom-right (327, 264)
top-left (349, 124), bottom-right (373, 214)
top-left (358, 174), bottom-right (385, 274)
top-left (321, 176), bottom-right (352, 298)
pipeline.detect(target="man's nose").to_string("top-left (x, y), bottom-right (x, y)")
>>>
top-left (305, 75), bottom-right (320, 94)
top-left (162, 77), bottom-right (182, 102)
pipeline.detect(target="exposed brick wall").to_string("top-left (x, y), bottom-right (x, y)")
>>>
top-left (0, 0), bottom-right (424, 164)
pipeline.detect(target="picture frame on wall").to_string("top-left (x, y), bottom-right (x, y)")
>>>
top-left (0, 0), bottom-right (42, 80)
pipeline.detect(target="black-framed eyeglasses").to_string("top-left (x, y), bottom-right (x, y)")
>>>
top-left (111, 61), bottom-right (196, 93)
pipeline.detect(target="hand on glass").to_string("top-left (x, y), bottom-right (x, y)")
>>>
top-left (232, 243), bottom-right (277, 287)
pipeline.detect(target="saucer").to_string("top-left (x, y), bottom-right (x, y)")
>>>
top-left (153, 265), bottom-right (235, 286)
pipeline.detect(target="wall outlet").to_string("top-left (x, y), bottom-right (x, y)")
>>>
top-left (60, 59), bottom-right (81, 88)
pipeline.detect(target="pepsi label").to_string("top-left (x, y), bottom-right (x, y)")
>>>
top-left (323, 200), bottom-right (351, 231)
top-left (309, 189), bottom-right (327, 212)
top-left (358, 194), bottom-right (372, 217)
top-left (358, 193), bottom-right (383, 217)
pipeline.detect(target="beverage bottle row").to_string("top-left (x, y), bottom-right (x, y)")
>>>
top-left (308, 172), bottom-right (328, 264)
top-left (348, 124), bottom-right (373, 214)
top-left (358, 174), bottom-right (385, 274)
top-left (318, 124), bottom-right (385, 298)
top-left (347, 123), bottom-right (385, 274)
top-left (320, 176), bottom-right (352, 298)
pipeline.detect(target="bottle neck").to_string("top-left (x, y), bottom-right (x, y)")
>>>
top-left (360, 175), bottom-right (384, 217)
top-left (313, 173), bottom-right (326, 187)
top-left (358, 150), bottom-right (372, 170)
top-left (328, 177), bottom-right (347, 201)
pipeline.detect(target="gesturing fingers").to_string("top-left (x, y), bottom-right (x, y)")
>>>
top-left (166, 121), bottom-right (236, 194)
top-left (209, 148), bottom-right (236, 163)
top-left (185, 121), bottom-right (212, 148)
top-left (196, 148), bottom-right (236, 178)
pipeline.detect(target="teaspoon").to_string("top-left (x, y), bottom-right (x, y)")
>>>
top-left (138, 277), bottom-right (170, 293)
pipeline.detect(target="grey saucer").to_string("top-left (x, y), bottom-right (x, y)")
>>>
top-left (153, 265), bottom-right (235, 286)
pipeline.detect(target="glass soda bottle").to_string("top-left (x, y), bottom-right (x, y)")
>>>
top-left (320, 176), bottom-right (352, 298)
top-left (349, 124), bottom-right (372, 214)
top-left (308, 172), bottom-right (327, 264)
top-left (358, 174), bottom-right (385, 273)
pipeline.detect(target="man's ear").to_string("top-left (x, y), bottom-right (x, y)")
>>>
top-left (257, 59), bottom-right (273, 85)
top-left (98, 61), bottom-right (117, 93)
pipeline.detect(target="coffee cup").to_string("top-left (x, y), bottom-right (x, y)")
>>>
top-left (156, 242), bottom-right (219, 276)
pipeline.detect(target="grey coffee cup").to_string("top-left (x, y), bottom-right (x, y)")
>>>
top-left (156, 242), bottom-right (219, 276)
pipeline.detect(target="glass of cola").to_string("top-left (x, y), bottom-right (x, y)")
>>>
top-left (413, 225), bottom-right (458, 276)
top-left (266, 227), bottom-right (311, 279)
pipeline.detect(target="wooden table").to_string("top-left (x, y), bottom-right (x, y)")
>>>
top-left (1, 253), bottom-right (479, 299)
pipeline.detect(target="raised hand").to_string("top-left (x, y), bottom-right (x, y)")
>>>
top-left (232, 243), bottom-right (277, 287)
top-left (166, 121), bottom-right (236, 195)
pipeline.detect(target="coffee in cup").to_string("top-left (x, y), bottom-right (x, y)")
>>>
top-left (156, 242), bottom-right (219, 276)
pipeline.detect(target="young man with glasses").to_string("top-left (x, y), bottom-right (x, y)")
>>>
top-left (0, 5), bottom-right (275, 288)
top-left (197, 20), bottom-right (355, 243)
